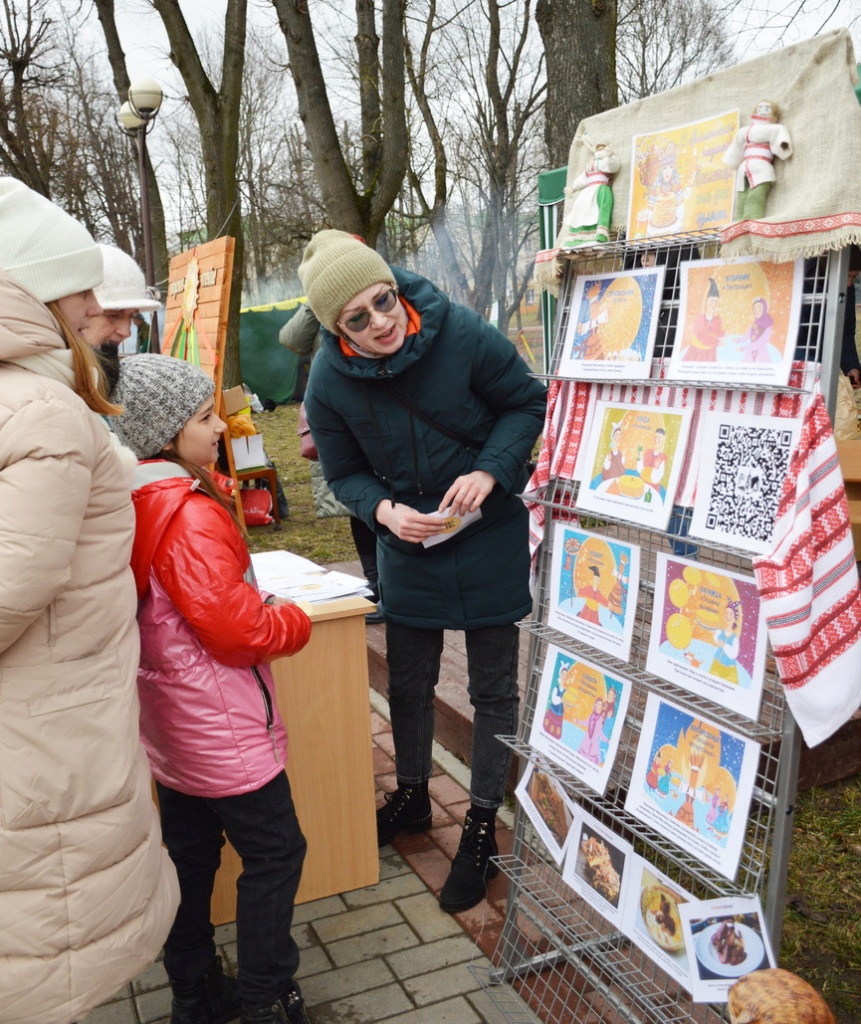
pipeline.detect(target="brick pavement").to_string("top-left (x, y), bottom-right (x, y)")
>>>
top-left (88, 690), bottom-right (526, 1024)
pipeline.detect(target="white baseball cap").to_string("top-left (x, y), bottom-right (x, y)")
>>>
top-left (94, 244), bottom-right (161, 312)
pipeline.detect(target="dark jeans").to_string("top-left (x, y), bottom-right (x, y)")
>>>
top-left (385, 621), bottom-right (520, 809)
top-left (156, 772), bottom-right (307, 1010)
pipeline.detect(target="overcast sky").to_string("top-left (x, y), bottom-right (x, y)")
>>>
top-left (110, 0), bottom-right (861, 88)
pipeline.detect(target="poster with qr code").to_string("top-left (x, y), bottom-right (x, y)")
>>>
top-left (557, 266), bottom-right (666, 380)
top-left (689, 412), bottom-right (799, 554)
top-left (548, 522), bottom-right (641, 661)
top-left (646, 555), bottom-right (767, 721)
top-left (576, 400), bottom-right (692, 530)
top-left (668, 257), bottom-right (803, 386)
top-left (625, 694), bottom-right (760, 880)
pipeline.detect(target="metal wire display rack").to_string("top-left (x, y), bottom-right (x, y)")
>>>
top-left (470, 237), bottom-right (850, 1023)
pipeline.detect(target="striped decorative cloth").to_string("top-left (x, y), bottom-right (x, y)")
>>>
top-left (753, 387), bottom-right (861, 747)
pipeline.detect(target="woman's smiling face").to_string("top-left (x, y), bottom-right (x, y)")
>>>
top-left (337, 283), bottom-right (407, 356)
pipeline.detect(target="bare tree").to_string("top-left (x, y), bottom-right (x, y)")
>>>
top-left (404, 0), bottom-right (545, 332)
top-left (269, 0), bottom-right (409, 249)
top-left (0, 0), bottom-right (64, 194)
top-left (616, 0), bottom-right (736, 104)
top-left (147, 0), bottom-right (248, 382)
top-left (536, 0), bottom-right (618, 169)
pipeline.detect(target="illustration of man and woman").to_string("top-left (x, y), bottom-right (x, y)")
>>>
top-left (574, 281), bottom-right (608, 360)
top-left (739, 297), bottom-right (775, 362)
top-left (683, 277), bottom-right (724, 361)
top-left (710, 601), bottom-right (741, 684)
top-left (646, 752), bottom-right (675, 797)
top-left (647, 754), bottom-right (676, 799)
top-left (601, 425), bottom-right (626, 480)
top-left (636, 427), bottom-right (667, 489)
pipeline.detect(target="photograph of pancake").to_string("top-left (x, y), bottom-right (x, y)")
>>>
top-left (563, 810), bottom-right (633, 928)
top-left (515, 762), bottom-right (578, 866)
top-left (620, 856), bottom-right (694, 993)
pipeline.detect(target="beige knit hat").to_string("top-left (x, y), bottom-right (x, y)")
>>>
top-left (298, 230), bottom-right (395, 333)
top-left (0, 177), bottom-right (103, 303)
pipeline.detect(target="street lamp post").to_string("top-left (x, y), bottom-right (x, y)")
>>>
top-left (118, 76), bottom-right (163, 354)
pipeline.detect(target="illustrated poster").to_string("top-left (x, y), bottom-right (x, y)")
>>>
top-left (576, 400), bottom-right (692, 531)
top-left (627, 111), bottom-right (738, 240)
top-left (647, 555), bottom-right (767, 721)
top-left (528, 643), bottom-right (632, 795)
top-left (620, 855), bottom-right (695, 993)
top-left (548, 522), bottom-right (641, 661)
top-left (562, 809), bottom-right (634, 929)
top-left (668, 257), bottom-right (803, 386)
top-left (515, 762), bottom-right (578, 866)
top-left (557, 266), bottom-right (665, 380)
top-left (679, 896), bottom-right (775, 1003)
top-left (689, 411), bottom-right (799, 555)
top-left (624, 694), bottom-right (760, 880)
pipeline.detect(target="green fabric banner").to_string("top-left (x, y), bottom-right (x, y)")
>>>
top-left (238, 298), bottom-right (304, 405)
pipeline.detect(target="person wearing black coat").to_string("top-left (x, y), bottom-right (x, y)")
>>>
top-left (300, 231), bottom-right (546, 913)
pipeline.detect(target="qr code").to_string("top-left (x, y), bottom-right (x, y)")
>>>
top-left (704, 424), bottom-right (794, 542)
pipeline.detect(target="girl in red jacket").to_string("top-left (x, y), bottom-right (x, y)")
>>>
top-left (110, 355), bottom-right (313, 1024)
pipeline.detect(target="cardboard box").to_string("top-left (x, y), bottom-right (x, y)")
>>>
top-left (223, 385), bottom-right (250, 416)
top-left (231, 434), bottom-right (266, 471)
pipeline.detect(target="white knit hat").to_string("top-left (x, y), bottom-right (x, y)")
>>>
top-left (95, 245), bottom-right (161, 312)
top-left (0, 176), bottom-right (103, 303)
top-left (109, 354), bottom-right (215, 460)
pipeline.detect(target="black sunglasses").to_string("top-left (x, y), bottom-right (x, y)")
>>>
top-left (339, 288), bottom-right (398, 334)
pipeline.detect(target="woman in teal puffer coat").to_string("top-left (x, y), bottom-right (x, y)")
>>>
top-left (301, 231), bottom-right (546, 914)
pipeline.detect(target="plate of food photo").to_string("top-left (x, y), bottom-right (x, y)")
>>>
top-left (639, 884), bottom-right (685, 953)
top-left (695, 919), bottom-right (764, 978)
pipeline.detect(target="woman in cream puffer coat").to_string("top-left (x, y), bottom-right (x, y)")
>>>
top-left (0, 178), bottom-right (179, 1024)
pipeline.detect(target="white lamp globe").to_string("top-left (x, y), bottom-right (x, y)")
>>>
top-left (128, 77), bottom-right (163, 119)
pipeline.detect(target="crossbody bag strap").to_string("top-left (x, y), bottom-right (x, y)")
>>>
top-left (384, 384), bottom-right (484, 452)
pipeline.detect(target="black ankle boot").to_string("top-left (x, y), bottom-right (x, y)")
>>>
top-left (241, 982), bottom-right (310, 1024)
top-left (169, 956), bottom-right (241, 1024)
top-left (376, 782), bottom-right (432, 847)
top-left (438, 812), bottom-right (500, 914)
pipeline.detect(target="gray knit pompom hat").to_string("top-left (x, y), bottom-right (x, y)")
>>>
top-left (297, 230), bottom-right (395, 333)
top-left (109, 354), bottom-right (215, 460)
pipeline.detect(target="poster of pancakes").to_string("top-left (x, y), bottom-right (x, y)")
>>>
top-left (646, 554), bottom-right (767, 720)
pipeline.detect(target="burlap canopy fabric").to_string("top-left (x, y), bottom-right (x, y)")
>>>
top-left (548, 30), bottom-right (861, 268)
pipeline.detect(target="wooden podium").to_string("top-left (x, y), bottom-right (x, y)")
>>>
top-left (210, 596), bottom-right (380, 923)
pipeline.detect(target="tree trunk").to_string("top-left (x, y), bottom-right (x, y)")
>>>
top-left (536, 0), bottom-right (618, 169)
top-left (270, 0), bottom-right (408, 246)
top-left (152, 0), bottom-right (247, 386)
